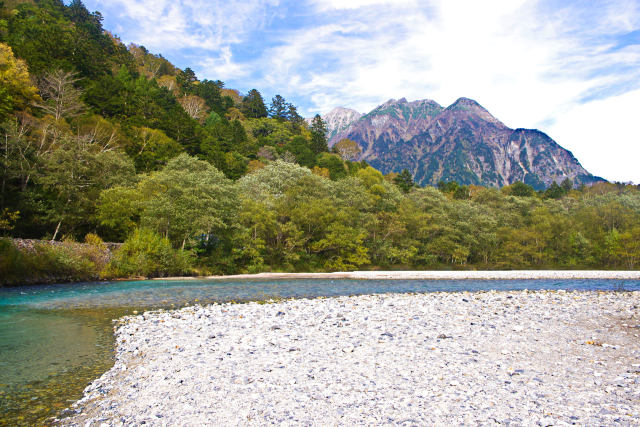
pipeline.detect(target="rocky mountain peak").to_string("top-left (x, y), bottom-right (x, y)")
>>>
top-left (443, 97), bottom-right (506, 128)
top-left (313, 106), bottom-right (362, 142)
top-left (448, 97), bottom-right (483, 109)
top-left (380, 98), bottom-right (407, 106)
top-left (316, 96), bottom-right (603, 189)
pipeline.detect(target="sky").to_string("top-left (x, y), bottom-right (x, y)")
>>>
top-left (83, 0), bottom-right (640, 183)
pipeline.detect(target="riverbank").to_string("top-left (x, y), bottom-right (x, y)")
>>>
top-left (0, 238), bottom-right (118, 287)
top-left (62, 290), bottom-right (640, 425)
top-left (159, 270), bottom-right (640, 281)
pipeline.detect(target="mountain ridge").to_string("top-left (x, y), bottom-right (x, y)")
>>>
top-left (314, 97), bottom-right (603, 189)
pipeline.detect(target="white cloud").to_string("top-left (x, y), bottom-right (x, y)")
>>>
top-left (90, 0), bottom-right (279, 51)
top-left (310, 0), bottom-right (416, 11)
top-left (547, 89), bottom-right (640, 183)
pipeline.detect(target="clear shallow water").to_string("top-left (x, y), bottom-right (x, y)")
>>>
top-left (1, 278), bottom-right (639, 425)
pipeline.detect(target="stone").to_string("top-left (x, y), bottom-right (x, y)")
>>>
top-left (61, 291), bottom-right (640, 426)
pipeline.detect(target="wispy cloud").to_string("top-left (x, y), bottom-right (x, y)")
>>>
top-left (87, 0), bottom-right (279, 57)
top-left (85, 0), bottom-right (640, 182)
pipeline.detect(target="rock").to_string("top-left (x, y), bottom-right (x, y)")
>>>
top-left (61, 291), bottom-right (640, 426)
top-left (537, 417), bottom-right (555, 426)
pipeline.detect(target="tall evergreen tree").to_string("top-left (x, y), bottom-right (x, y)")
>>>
top-left (268, 94), bottom-right (288, 121)
top-left (240, 89), bottom-right (267, 118)
top-left (394, 169), bottom-right (414, 193)
top-left (176, 67), bottom-right (197, 92)
top-left (309, 114), bottom-right (328, 154)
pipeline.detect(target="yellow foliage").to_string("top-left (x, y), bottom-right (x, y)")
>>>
top-left (247, 159), bottom-right (266, 173)
top-left (0, 209), bottom-right (19, 231)
top-left (221, 88), bottom-right (243, 105)
top-left (85, 233), bottom-right (106, 249)
top-left (357, 166), bottom-right (384, 188)
top-left (312, 166), bottom-right (330, 179)
top-left (384, 172), bottom-right (398, 182)
top-left (225, 107), bottom-right (245, 121)
top-left (0, 43), bottom-right (39, 112)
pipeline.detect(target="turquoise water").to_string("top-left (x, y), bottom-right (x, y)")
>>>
top-left (1, 278), bottom-right (639, 425)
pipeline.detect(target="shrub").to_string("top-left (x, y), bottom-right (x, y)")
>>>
top-left (0, 238), bottom-right (107, 286)
top-left (0, 238), bottom-right (31, 285)
top-left (103, 228), bottom-right (193, 278)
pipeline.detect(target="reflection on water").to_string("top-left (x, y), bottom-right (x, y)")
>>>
top-left (1, 278), bottom-right (639, 425)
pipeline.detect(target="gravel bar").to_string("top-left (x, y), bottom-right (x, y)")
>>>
top-left (62, 291), bottom-right (640, 426)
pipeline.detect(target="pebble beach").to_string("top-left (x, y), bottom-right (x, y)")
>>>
top-left (62, 290), bottom-right (640, 426)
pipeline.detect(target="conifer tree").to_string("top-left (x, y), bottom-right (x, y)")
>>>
top-left (240, 89), bottom-right (267, 118)
top-left (268, 94), bottom-right (288, 121)
top-left (309, 114), bottom-right (328, 154)
top-left (394, 168), bottom-right (414, 193)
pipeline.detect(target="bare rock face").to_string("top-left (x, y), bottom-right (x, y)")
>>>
top-left (319, 97), bottom-right (603, 189)
top-left (318, 107), bottom-right (363, 142)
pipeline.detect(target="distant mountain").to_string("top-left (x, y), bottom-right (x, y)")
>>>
top-left (307, 107), bottom-right (362, 142)
top-left (316, 97), bottom-right (603, 189)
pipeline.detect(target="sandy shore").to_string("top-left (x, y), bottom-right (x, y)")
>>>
top-left (157, 270), bottom-right (640, 281)
top-left (63, 290), bottom-right (640, 426)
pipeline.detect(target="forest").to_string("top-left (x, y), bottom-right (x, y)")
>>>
top-left (1, 0), bottom-right (640, 284)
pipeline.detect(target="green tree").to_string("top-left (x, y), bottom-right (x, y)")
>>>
top-left (561, 177), bottom-right (573, 193)
top-left (453, 185), bottom-right (470, 200)
top-left (40, 134), bottom-right (135, 241)
top-left (311, 222), bottom-right (370, 271)
top-left (176, 67), bottom-right (197, 91)
top-left (97, 186), bottom-right (142, 241)
top-left (437, 180), bottom-right (460, 194)
top-left (286, 103), bottom-right (305, 131)
top-left (394, 168), bottom-right (414, 193)
top-left (237, 160), bottom-right (311, 203)
top-left (286, 135), bottom-right (315, 168)
top-left (138, 153), bottom-right (236, 249)
top-left (544, 181), bottom-right (565, 199)
top-left (240, 89), bottom-right (267, 118)
top-left (504, 181), bottom-right (536, 197)
top-left (269, 95), bottom-right (288, 121)
top-left (309, 114), bottom-right (328, 154)
top-left (104, 228), bottom-right (193, 278)
top-left (126, 127), bottom-right (183, 172)
top-left (316, 153), bottom-right (347, 180)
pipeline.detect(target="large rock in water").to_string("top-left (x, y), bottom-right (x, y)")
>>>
top-left (318, 97), bottom-right (604, 189)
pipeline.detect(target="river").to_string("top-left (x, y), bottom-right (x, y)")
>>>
top-left (1, 278), bottom-right (639, 425)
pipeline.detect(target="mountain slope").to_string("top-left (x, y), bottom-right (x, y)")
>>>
top-left (310, 107), bottom-right (363, 142)
top-left (321, 97), bottom-right (602, 189)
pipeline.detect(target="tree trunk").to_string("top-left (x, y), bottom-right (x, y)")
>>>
top-left (52, 220), bottom-right (62, 242)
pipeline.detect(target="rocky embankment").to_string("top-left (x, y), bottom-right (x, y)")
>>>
top-left (1, 238), bottom-right (121, 286)
top-left (63, 291), bottom-right (640, 425)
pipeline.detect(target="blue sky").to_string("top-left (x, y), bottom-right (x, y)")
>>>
top-left (83, 0), bottom-right (640, 183)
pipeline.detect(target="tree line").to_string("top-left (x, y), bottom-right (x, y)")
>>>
top-left (0, 0), bottom-right (639, 280)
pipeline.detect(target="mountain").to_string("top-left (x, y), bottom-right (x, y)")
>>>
top-left (307, 107), bottom-right (362, 142)
top-left (319, 97), bottom-right (603, 189)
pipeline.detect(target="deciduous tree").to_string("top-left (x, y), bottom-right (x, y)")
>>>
top-left (35, 69), bottom-right (84, 120)
top-left (333, 138), bottom-right (361, 161)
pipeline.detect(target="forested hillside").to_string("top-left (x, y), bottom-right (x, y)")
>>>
top-left (1, 0), bottom-right (639, 282)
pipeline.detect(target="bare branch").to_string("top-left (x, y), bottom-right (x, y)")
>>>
top-left (35, 69), bottom-right (85, 120)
